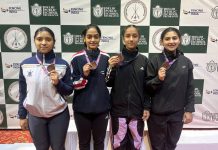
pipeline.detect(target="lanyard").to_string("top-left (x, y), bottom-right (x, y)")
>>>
top-left (163, 52), bottom-right (177, 69)
top-left (35, 54), bottom-right (55, 75)
top-left (84, 50), bottom-right (101, 67)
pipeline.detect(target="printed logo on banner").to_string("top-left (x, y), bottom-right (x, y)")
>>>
top-left (4, 27), bottom-right (27, 51)
top-left (124, 0), bottom-right (147, 24)
top-left (29, 1), bottom-right (60, 24)
top-left (150, 0), bottom-right (180, 26)
top-left (4, 80), bottom-right (19, 104)
top-left (0, 4), bottom-right (24, 13)
top-left (194, 79), bottom-right (204, 104)
top-left (91, 0), bottom-right (120, 25)
top-left (6, 104), bottom-right (20, 127)
top-left (0, 105), bottom-right (7, 127)
top-left (211, 6), bottom-right (218, 19)
top-left (210, 36), bottom-right (218, 43)
top-left (152, 28), bottom-right (166, 51)
top-left (61, 25), bottom-right (85, 52)
top-left (206, 60), bottom-right (218, 73)
top-left (0, 80), bottom-right (5, 104)
top-left (0, 25), bottom-right (31, 52)
top-left (206, 89), bottom-right (218, 95)
top-left (183, 9), bottom-right (206, 15)
top-left (179, 26), bottom-right (208, 53)
top-left (202, 111), bottom-right (218, 122)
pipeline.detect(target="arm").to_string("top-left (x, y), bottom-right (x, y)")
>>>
top-left (18, 65), bottom-right (28, 130)
top-left (71, 57), bottom-right (88, 90)
top-left (53, 63), bottom-right (74, 96)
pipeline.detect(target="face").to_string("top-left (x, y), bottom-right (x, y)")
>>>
top-left (34, 31), bottom-right (54, 54)
top-left (160, 31), bottom-right (181, 52)
top-left (84, 28), bottom-right (100, 50)
top-left (123, 27), bottom-right (140, 51)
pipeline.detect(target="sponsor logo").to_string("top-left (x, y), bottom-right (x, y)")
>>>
top-left (8, 113), bottom-right (19, 119)
top-left (206, 60), bottom-right (218, 73)
top-left (63, 32), bottom-right (74, 45)
top-left (4, 27), bottom-right (28, 51)
top-left (210, 37), bottom-right (218, 43)
top-left (183, 9), bottom-right (205, 15)
top-left (124, 0), bottom-right (147, 24)
top-left (63, 33), bottom-right (83, 45)
top-left (153, 5), bottom-right (178, 18)
top-left (31, 3), bottom-right (42, 17)
top-left (194, 88), bottom-right (202, 98)
top-left (8, 81), bottom-right (19, 102)
top-left (62, 8), bottom-right (86, 14)
top-left (101, 36), bottom-right (115, 43)
top-left (93, 4), bottom-right (119, 18)
top-left (206, 89), bottom-right (218, 95)
top-left (138, 35), bottom-right (147, 46)
top-left (1, 5), bottom-right (24, 13)
top-left (202, 110), bottom-right (218, 121)
top-left (5, 63), bottom-right (20, 69)
top-left (181, 33), bottom-right (206, 46)
top-left (211, 6), bottom-right (218, 19)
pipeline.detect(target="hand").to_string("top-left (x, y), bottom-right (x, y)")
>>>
top-left (158, 67), bottom-right (166, 81)
top-left (108, 56), bottom-right (121, 67)
top-left (183, 112), bottom-right (193, 124)
top-left (142, 110), bottom-right (150, 121)
top-left (83, 63), bottom-right (92, 77)
top-left (50, 70), bottom-right (59, 85)
top-left (20, 119), bottom-right (28, 130)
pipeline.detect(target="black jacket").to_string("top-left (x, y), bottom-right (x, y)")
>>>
top-left (146, 50), bottom-right (195, 115)
top-left (107, 47), bottom-right (151, 119)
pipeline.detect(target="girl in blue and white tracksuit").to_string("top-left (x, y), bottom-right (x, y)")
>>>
top-left (18, 27), bottom-right (73, 150)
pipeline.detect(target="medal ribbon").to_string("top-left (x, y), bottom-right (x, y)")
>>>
top-left (35, 54), bottom-right (55, 75)
top-left (84, 50), bottom-right (101, 67)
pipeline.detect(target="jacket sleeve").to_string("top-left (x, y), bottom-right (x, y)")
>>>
top-left (145, 58), bottom-right (164, 96)
top-left (71, 57), bottom-right (88, 90)
top-left (184, 60), bottom-right (195, 112)
top-left (18, 64), bottom-right (27, 119)
top-left (55, 62), bottom-right (74, 95)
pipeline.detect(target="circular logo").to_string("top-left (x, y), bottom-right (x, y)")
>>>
top-left (211, 6), bottom-right (218, 19)
top-left (8, 81), bottom-right (19, 102)
top-left (152, 28), bottom-right (166, 51)
top-left (124, 0), bottom-right (147, 24)
top-left (4, 27), bottom-right (28, 51)
top-left (0, 111), bottom-right (4, 125)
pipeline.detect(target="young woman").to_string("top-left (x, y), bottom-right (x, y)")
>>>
top-left (71, 24), bottom-right (110, 150)
top-left (146, 27), bottom-right (195, 150)
top-left (18, 27), bottom-right (73, 150)
top-left (107, 25), bottom-right (150, 150)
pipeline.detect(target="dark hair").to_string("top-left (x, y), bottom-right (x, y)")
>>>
top-left (122, 25), bottom-right (141, 38)
top-left (82, 24), bottom-right (101, 37)
top-left (34, 27), bottom-right (56, 43)
top-left (160, 27), bottom-right (181, 41)
top-left (82, 24), bottom-right (101, 47)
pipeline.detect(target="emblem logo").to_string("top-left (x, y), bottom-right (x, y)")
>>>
top-left (63, 32), bottom-right (74, 45)
top-left (31, 3), bottom-right (42, 17)
top-left (8, 81), bottom-right (19, 102)
top-left (4, 27), bottom-right (28, 51)
top-left (93, 4), bottom-right (103, 18)
top-left (153, 5), bottom-right (163, 18)
top-left (124, 0), bottom-right (147, 24)
top-left (181, 33), bottom-right (191, 46)
top-left (211, 6), bottom-right (218, 19)
top-left (206, 60), bottom-right (217, 73)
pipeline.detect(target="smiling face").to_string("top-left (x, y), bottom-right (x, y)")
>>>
top-left (122, 26), bottom-right (140, 51)
top-left (160, 31), bottom-right (181, 52)
top-left (34, 31), bottom-right (55, 54)
top-left (84, 27), bottom-right (100, 50)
